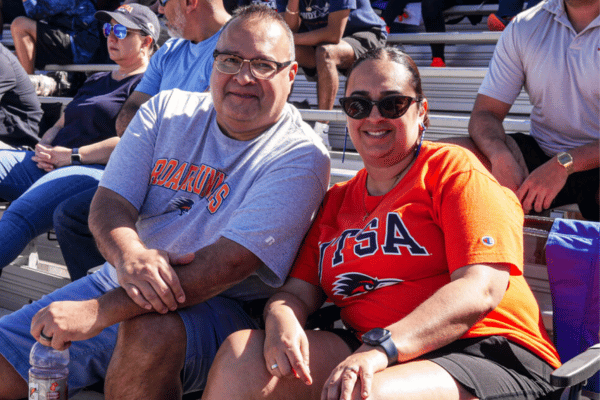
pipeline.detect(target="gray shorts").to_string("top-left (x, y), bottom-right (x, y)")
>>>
top-left (302, 28), bottom-right (387, 79)
top-left (0, 263), bottom-right (259, 395)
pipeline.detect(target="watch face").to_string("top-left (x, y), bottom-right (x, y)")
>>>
top-left (558, 153), bottom-right (572, 165)
top-left (362, 328), bottom-right (391, 344)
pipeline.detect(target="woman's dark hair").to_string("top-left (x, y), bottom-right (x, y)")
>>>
top-left (140, 33), bottom-right (159, 56)
top-left (345, 46), bottom-right (429, 128)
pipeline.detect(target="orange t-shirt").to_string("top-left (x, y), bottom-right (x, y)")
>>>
top-left (290, 142), bottom-right (560, 368)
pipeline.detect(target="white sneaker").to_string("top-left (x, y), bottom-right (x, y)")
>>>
top-left (314, 122), bottom-right (331, 149)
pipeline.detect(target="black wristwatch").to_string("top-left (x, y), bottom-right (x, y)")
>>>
top-left (71, 148), bottom-right (82, 165)
top-left (361, 328), bottom-right (398, 367)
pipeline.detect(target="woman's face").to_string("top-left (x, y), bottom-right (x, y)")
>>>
top-left (106, 19), bottom-right (147, 65)
top-left (345, 58), bottom-right (426, 170)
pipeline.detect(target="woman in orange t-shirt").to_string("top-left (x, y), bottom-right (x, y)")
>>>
top-left (201, 46), bottom-right (561, 400)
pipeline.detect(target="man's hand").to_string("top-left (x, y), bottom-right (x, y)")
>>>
top-left (116, 249), bottom-right (193, 313)
top-left (516, 158), bottom-right (568, 214)
top-left (30, 300), bottom-right (105, 351)
top-left (320, 347), bottom-right (388, 400)
top-left (31, 144), bottom-right (72, 171)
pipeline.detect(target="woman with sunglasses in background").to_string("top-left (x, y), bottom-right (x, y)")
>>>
top-left (201, 46), bottom-right (562, 400)
top-left (0, 4), bottom-right (159, 277)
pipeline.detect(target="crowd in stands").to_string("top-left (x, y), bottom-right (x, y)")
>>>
top-left (0, 3), bottom-right (159, 279)
top-left (0, 0), bottom-right (597, 398)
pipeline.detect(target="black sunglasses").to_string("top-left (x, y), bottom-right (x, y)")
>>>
top-left (339, 95), bottom-right (421, 119)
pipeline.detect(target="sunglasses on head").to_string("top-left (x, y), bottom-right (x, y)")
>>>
top-left (338, 95), bottom-right (420, 119)
top-left (103, 23), bottom-right (139, 39)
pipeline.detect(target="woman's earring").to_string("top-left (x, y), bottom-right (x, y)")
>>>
top-left (342, 126), bottom-right (349, 163)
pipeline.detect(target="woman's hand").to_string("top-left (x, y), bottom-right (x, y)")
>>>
top-left (32, 144), bottom-right (72, 171)
top-left (321, 347), bottom-right (388, 400)
top-left (116, 248), bottom-right (190, 314)
top-left (263, 308), bottom-right (313, 385)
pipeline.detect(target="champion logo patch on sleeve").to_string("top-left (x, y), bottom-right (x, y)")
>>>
top-left (482, 236), bottom-right (495, 246)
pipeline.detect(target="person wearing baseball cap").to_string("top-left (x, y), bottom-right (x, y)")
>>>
top-left (95, 3), bottom-right (160, 52)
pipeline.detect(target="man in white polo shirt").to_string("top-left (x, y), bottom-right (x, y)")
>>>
top-left (468, 0), bottom-right (599, 221)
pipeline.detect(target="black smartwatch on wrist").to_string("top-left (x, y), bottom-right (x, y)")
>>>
top-left (71, 148), bottom-right (82, 165)
top-left (361, 328), bottom-right (398, 367)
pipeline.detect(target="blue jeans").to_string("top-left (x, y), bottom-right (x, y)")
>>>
top-left (53, 187), bottom-right (106, 280)
top-left (0, 149), bottom-right (104, 269)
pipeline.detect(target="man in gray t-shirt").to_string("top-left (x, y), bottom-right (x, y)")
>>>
top-left (0, 6), bottom-right (330, 398)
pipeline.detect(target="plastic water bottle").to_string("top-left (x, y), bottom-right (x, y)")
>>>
top-left (28, 342), bottom-right (69, 400)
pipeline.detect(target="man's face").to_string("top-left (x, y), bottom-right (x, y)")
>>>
top-left (210, 17), bottom-right (298, 141)
top-left (158, 0), bottom-right (186, 39)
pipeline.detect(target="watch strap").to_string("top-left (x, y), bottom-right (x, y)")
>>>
top-left (362, 328), bottom-right (399, 367)
top-left (378, 335), bottom-right (398, 367)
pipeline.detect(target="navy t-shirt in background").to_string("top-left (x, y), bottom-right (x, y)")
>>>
top-left (52, 71), bottom-right (142, 148)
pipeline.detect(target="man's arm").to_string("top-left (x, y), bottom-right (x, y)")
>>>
top-left (31, 187), bottom-right (264, 350)
top-left (89, 186), bottom-right (186, 312)
top-left (469, 93), bottom-right (528, 191)
top-left (293, 9), bottom-right (350, 46)
top-left (115, 91), bottom-right (152, 137)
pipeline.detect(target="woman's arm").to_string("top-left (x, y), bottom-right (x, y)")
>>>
top-left (77, 137), bottom-right (120, 164)
top-left (32, 136), bottom-right (120, 171)
top-left (262, 277), bottom-right (327, 384)
top-left (387, 262), bottom-right (510, 361)
top-left (38, 113), bottom-right (65, 145)
top-left (321, 262), bottom-right (511, 400)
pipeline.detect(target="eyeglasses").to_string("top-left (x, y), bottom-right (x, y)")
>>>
top-left (103, 23), bottom-right (140, 39)
top-left (213, 50), bottom-right (293, 80)
top-left (158, 0), bottom-right (171, 7)
top-left (339, 95), bottom-right (421, 119)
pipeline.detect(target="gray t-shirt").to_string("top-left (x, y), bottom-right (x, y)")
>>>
top-left (99, 89), bottom-right (330, 300)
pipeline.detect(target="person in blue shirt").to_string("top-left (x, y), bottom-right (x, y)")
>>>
top-left (10, 0), bottom-right (101, 74)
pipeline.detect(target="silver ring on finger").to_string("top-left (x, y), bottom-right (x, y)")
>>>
top-left (40, 331), bottom-right (53, 342)
top-left (270, 363), bottom-right (278, 370)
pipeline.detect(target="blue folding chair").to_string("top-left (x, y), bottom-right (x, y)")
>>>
top-left (545, 218), bottom-right (600, 400)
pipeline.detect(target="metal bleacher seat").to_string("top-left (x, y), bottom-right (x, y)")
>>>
top-left (1, 23), bottom-right (13, 48)
top-left (43, 63), bottom-right (118, 73)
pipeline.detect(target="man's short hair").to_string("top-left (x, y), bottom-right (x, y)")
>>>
top-left (221, 4), bottom-right (295, 61)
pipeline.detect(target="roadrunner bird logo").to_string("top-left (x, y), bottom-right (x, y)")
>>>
top-left (332, 272), bottom-right (403, 299)
top-left (169, 197), bottom-right (195, 215)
